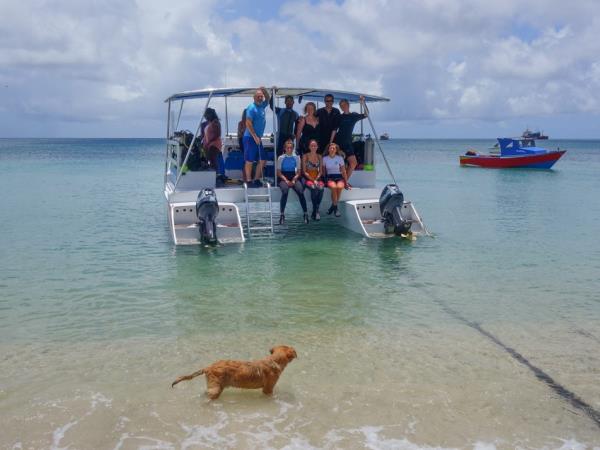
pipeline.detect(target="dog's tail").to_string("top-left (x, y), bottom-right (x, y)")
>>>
top-left (171, 368), bottom-right (204, 388)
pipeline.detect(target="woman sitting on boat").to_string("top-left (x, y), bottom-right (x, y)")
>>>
top-left (295, 102), bottom-right (320, 155)
top-left (322, 142), bottom-right (349, 217)
top-left (277, 139), bottom-right (309, 225)
top-left (302, 139), bottom-right (324, 221)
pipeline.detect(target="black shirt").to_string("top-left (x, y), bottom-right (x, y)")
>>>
top-left (316, 107), bottom-right (340, 151)
top-left (335, 112), bottom-right (366, 150)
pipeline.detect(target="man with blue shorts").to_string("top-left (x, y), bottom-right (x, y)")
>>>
top-left (243, 86), bottom-right (270, 187)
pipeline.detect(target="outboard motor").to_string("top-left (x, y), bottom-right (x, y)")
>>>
top-left (379, 184), bottom-right (412, 235)
top-left (195, 188), bottom-right (219, 244)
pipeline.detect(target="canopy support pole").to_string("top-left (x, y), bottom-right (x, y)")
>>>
top-left (175, 100), bottom-right (184, 131)
top-left (224, 97), bottom-right (229, 136)
top-left (174, 91), bottom-right (213, 190)
top-left (164, 100), bottom-right (172, 186)
top-left (360, 102), bottom-right (364, 137)
top-left (271, 87), bottom-right (278, 182)
top-left (364, 103), bottom-right (398, 186)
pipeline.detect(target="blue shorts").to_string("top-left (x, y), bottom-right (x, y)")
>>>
top-left (243, 135), bottom-right (266, 162)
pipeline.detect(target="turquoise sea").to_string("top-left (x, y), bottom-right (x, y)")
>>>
top-left (1, 138), bottom-right (599, 448)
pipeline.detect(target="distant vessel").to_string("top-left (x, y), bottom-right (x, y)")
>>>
top-left (522, 128), bottom-right (548, 140)
top-left (460, 138), bottom-right (565, 169)
top-left (380, 133), bottom-right (390, 140)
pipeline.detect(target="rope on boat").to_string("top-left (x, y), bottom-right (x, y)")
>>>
top-left (363, 102), bottom-right (398, 186)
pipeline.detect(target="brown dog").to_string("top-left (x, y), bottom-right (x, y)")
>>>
top-left (171, 345), bottom-right (297, 399)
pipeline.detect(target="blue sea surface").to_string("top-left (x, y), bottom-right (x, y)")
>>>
top-left (1, 138), bottom-right (598, 343)
top-left (1, 138), bottom-right (599, 447)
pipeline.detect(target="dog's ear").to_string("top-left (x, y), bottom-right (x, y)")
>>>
top-left (270, 347), bottom-right (275, 354)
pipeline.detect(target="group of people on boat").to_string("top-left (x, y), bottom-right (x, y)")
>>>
top-left (241, 87), bottom-right (368, 222)
top-left (194, 87), bottom-right (369, 222)
top-left (239, 87), bottom-right (367, 186)
top-left (276, 137), bottom-right (349, 224)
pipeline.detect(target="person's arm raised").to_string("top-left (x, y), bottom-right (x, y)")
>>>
top-left (360, 95), bottom-right (368, 118)
top-left (261, 86), bottom-right (271, 104)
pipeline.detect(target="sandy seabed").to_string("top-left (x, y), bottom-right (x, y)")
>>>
top-left (2, 322), bottom-right (599, 449)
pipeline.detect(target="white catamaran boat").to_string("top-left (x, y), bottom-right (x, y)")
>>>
top-left (163, 87), bottom-right (428, 245)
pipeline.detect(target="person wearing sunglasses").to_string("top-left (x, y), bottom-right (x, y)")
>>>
top-left (316, 94), bottom-right (340, 155)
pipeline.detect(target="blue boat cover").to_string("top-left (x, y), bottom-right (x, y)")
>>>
top-left (498, 138), bottom-right (547, 156)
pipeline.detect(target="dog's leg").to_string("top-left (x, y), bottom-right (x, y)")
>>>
top-left (206, 377), bottom-right (224, 400)
top-left (171, 369), bottom-right (204, 388)
top-left (262, 379), bottom-right (276, 396)
top-left (262, 385), bottom-right (274, 395)
top-left (262, 371), bottom-right (281, 396)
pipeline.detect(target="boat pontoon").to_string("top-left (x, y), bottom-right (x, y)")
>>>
top-left (163, 87), bottom-right (428, 245)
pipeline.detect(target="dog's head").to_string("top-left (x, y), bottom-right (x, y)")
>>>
top-left (270, 345), bottom-right (297, 362)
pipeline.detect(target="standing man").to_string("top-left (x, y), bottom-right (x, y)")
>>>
top-left (332, 96), bottom-right (368, 181)
top-left (243, 86), bottom-right (271, 187)
top-left (316, 93), bottom-right (341, 155)
top-left (270, 94), bottom-right (299, 156)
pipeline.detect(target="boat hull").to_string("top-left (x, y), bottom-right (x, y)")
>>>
top-left (460, 150), bottom-right (566, 169)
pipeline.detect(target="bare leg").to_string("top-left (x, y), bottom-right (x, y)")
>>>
top-left (346, 155), bottom-right (357, 180)
top-left (262, 383), bottom-right (275, 396)
top-left (254, 160), bottom-right (266, 180)
top-left (244, 161), bottom-right (253, 183)
top-left (332, 188), bottom-right (340, 205)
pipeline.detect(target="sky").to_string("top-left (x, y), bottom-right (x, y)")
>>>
top-left (1, 0), bottom-right (600, 138)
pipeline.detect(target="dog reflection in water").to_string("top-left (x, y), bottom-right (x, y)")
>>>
top-left (171, 345), bottom-right (297, 400)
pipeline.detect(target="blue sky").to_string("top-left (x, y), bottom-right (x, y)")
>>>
top-left (0, 0), bottom-right (599, 138)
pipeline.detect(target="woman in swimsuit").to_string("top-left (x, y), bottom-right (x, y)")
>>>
top-left (295, 102), bottom-right (320, 155)
top-left (277, 139), bottom-right (309, 225)
top-left (302, 139), bottom-right (325, 221)
top-left (322, 142), bottom-right (349, 217)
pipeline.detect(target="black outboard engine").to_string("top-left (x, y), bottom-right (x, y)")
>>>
top-left (379, 184), bottom-right (412, 235)
top-left (195, 188), bottom-right (219, 244)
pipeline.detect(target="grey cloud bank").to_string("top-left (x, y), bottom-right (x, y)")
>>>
top-left (1, 0), bottom-right (599, 138)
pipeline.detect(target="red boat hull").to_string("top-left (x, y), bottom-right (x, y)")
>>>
top-left (460, 150), bottom-right (566, 169)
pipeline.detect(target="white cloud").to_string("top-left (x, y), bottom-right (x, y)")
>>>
top-left (0, 0), bottom-right (600, 136)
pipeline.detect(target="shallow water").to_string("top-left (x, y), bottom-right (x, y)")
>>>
top-left (1, 138), bottom-right (599, 448)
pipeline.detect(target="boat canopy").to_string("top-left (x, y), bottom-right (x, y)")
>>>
top-left (497, 138), bottom-right (546, 156)
top-left (165, 87), bottom-right (389, 103)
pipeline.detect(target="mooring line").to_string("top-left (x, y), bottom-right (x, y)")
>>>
top-left (431, 298), bottom-right (600, 429)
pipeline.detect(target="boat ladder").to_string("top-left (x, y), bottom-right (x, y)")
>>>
top-left (243, 182), bottom-right (274, 238)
